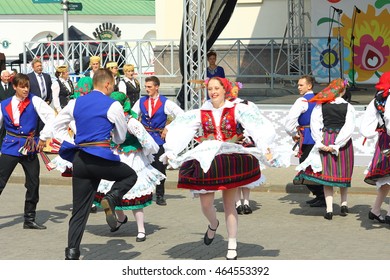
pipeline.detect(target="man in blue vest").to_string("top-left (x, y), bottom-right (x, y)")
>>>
top-left (53, 69), bottom-right (138, 260)
top-left (285, 75), bottom-right (325, 207)
top-left (0, 73), bottom-right (55, 230)
top-left (132, 76), bottom-right (183, 206)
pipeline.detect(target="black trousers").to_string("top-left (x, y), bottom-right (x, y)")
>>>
top-left (300, 144), bottom-right (324, 198)
top-left (151, 145), bottom-right (167, 198)
top-left (68, 151), bottom-right (137, 249)
top-left (0, 126), bottom-right (5, 149)
top-left (0, 153), bottom-right (40, 220)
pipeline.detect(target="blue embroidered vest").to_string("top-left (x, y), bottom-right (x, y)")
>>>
top-left (139, 95), bottom-right (168, 145)
top-left (298, 93), bottom-right (315, 145)
top-left (0, 94), bottom-right (39, 156)
top-left (61, 91), bottom-right (119, 161)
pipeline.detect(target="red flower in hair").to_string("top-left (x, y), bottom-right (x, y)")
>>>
top-left (375, 72), bottom-right (390, 98)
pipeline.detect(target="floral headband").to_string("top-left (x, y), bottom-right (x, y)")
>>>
top-left (225, 81), bottom-right (243, 101)
top-left (309, 78), bottom-right (348, 104)
top-left (204, 77), bottom-right (233, 95)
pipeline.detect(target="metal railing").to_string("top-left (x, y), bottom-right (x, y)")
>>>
top-left (22, 36), bottom-right (343, 87)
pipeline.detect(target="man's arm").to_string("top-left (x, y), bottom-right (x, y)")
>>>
top-left (284, 97), bottom-right (307, 137)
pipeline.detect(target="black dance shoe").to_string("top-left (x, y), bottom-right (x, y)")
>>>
top-left (385, 215), bottom-right (390, 225)
top-left (204, 220), bottom-right (219, 245)
top-left (65, 247), bottom-right (80, 260)
top-left (243, 204), bottom-right (253, 214)
top-left (90, 204), bottom-right (97, 213)
top-left (236, 205), bottom-right (244, 215)
top-left (306, 197), bottom-right (318, 204)
top-left (23, 221), bottom-right (47, 230)
top-left (368, 211), bottom-right (385, 223)
top-left (226, 249), bottom-right (238, 260)
top-left (340, 206), bottom-right (349, 217)
top-left (324, 212), bottom-right (333, 220)
top-left (101, 195), bottom-right (118, 231)
top-left (310, 199), bottom-right (326, 207)
top-left (156, 196), bottom-right (167, 206)
top-left (136, 232), bottom-right (146, 242)
top-left (110, 216), bottom-right (128, 232)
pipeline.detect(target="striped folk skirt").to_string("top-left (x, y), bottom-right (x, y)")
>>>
top-left (178, 153), bottom-right (261, 191)
top-left (364, 131), bottom-right (390, 185)
top-left (295, 131), bottom-right (354, 188)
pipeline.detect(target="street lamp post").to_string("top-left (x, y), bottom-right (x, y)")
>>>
top-left (46, 33), bottom-right (53, 42)
top-left (61, 0), bottom-right (69, 63)
top-left (47, 33), bottom-right (54, 74)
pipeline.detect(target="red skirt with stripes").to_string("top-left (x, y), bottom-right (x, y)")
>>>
top-left (178, 153), bottom-right (261, 191)
top-left (295, 131), bottom-right (354, 188)
top-left (364, 131), bottom-right (390, 185)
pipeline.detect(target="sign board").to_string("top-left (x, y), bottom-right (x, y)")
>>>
top-left (68, 2), bottom-right (83, 11)
top-left (32, 0), bottom-right (61, 3)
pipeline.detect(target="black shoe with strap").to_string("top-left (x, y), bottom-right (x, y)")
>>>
top-left (243, 204), bottom-right (252, 214)
top-left (110, 215), bottom-right (128, 232)
top-left (204, 220), bottom-right (219, 245)
top-left (236, 205), bottom-right (244, 215)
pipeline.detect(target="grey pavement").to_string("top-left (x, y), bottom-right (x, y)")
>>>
top-left (1, 155), bottom-right (390, 260)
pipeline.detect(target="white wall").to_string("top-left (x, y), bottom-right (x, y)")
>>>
top-left (155, 0), bottom-right (312, 40)
top-left (0, 15), bottom-right (155, 62)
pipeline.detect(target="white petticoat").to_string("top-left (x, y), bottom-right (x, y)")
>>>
top-left (97, 151), bottom-right (166, 200)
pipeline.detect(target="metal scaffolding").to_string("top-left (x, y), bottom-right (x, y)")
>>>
top-left (182, 0), bottom-right (207, 110)
top-left (287, 0), bottom-right (305, 75)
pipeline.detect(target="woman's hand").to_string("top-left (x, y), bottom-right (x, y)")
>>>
top-left (36, 140), bottom-right (46, 152)
top-left (320, 146), bottom-right (335, 153)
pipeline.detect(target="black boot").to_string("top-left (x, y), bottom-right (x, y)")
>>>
top-left (24, 212), bottom-right (47, 230)
top-left (65, 247), bottom-right (80, 260)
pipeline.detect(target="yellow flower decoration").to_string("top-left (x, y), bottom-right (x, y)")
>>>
top-left (333, 5), bottom-right (390, 82)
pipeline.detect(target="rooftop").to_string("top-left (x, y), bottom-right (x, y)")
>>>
top-left (0, 0), bottom-right (155, 16)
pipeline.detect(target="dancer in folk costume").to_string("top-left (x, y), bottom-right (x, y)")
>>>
top-left (285, 75), bottom-right (325, 207)
top-left (161, 77), bottom-right (280, 260)
top-left (52, 69), bottom-right (138, 260)
top-left (225, 81), bottom-right (266, 215)
top-left (295, 78), bottom-right (355, 220)
top-left (0, 73), bottom-right (55, 230)
top-left (132, 76), bottom-right (184, 206)
top-left (362, 72), bottom-right (390, 224)
top-left (94, 92), bottom-right (165, 242)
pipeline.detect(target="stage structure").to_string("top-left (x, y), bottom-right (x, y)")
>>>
top-left (287, 0), bottom-right (306, 76)
top-left (182, 0), bottom-right (207, 111)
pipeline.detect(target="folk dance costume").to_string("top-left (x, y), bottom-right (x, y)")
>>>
top-left (53, 87), bottom-right (138, 259)
top-left (360, 97), bottom-right (390, 187)
top-left (285, 88), bottom-right (325, 206)
top-left (46, 65), bottom-right (75, 154)
top-left (49, 76), bottom-right (93, 176)
top-left (362, 72), bottom-right (390, 224)
top-left (295, 79), bottom-right (355, 219)
top-left (226, 82), bottom-right (268, 215)
top-left (162, 99), bottom-right (277, 192)
top-left (94, 118), bottom-right (165, 209)
top-left (0, 91), bottom-right (55, 229)
top-left (118, 77), bottom-right (141, 108)
top-left (93, 92), bottom-right (165, 239)
top-left (132, 90), bottom-right (184, 205)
